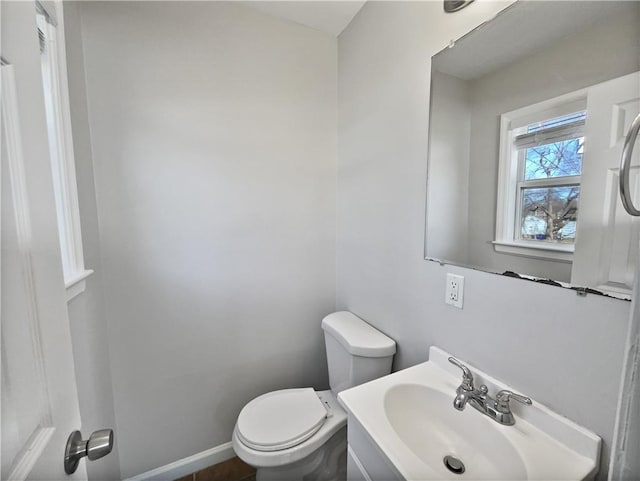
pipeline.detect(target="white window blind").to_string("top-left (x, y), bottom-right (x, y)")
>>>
top-left (514, 119), bottom-right (585, 150)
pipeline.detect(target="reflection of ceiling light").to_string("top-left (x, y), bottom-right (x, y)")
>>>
top-left (443, 0), bottom-right (475, 13)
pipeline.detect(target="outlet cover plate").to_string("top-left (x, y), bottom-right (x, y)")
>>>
top-left (445, 273), bottom-right (464, 309)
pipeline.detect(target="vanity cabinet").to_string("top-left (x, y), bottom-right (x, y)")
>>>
top-left (338, 347), bottom-right (602, 481)
top-left (345, 416), bottom-right (402, 481)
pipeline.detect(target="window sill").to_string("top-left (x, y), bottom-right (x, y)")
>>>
top-left (65, 269), bottom-right (94, 302)
top-left (492, 241), bottom-right (573, 263)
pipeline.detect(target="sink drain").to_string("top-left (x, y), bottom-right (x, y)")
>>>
top-left (443, 455), bottom-right (465, 475)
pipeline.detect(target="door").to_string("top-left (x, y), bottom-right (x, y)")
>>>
top-left (572, 71), bottom-right (640, 297)
top-left (1, 1), bottom-right (86, 479)
top-left (608, 260), bottom-right (640, 480)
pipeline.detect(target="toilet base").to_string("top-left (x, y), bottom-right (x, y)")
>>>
top-left (256, 427), bottom-right (346, 481)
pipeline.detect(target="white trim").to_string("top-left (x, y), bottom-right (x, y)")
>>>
top-left (496, 114), bottom-right (518, 244)
top-left (509, 97), bottom-right (587, 130)
top-left (64, 268), bottom-right (93, 289)
top-left (123, 442), bottom-right (235, 481)
top-left (518, 175), bottom-right (581, 190)
top-left (496, 90), bottom-right (587, 261)
top-left (65, 269), bottom-right (94, 302)
top-left (38, 2), bottom-right (90, 294)
top-left (492, 241), bottom-right (573, 263)
top-left (36, 1), bottom-right (58, 25)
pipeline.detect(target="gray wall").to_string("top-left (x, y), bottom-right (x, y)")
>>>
top-left (63, 2), bottom-right (121, 479)
top-left (426, 70), bottom-right (470, 265)
top-left (75, 2), bottom-right (337, 477)
top-left (337, 2), bottom-right (630, 478)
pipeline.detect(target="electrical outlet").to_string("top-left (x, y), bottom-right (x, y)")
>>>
top-left (445, 273), bottom-right (464, 309)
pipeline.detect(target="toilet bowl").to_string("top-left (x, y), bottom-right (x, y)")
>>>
top-left (232, 311), bottom-right (396, 481)
top-left (232, 390), bottom-right (347, 475)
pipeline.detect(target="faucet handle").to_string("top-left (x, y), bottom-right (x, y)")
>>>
top-left (495, 390), bottom-right (532, 413)
top-left (448, 357), bottom-right (474, 391)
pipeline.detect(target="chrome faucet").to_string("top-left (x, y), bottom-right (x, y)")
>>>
top-left (448, 357), bottom-right (532, 426)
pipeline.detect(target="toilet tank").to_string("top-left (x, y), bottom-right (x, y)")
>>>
top-left (321, 311), bottom-right (396, 394)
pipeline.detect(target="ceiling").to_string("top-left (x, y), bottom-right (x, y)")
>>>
top-left (247, 1), bottom-right (367, 37)
top-left (434, 0), bottom-right (638, 80)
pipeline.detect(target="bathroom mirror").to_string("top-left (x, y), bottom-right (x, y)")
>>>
top-left (425, 0), bottom-right (640, 300)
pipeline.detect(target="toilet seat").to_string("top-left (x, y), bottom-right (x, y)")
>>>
top-left (236, 388), bottom-right (328, 452)
top-left (233, 389), bottom-right (348, 469)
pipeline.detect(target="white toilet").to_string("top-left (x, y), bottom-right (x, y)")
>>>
top-left (232, 311), bottom-right (396, 481)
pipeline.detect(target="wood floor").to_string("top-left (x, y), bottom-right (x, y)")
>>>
top-left (174, 456), bottom-right (256, 481)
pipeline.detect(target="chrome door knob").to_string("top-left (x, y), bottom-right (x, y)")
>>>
top-left (86, 429), bottom-right (114, 460)
top-left (64, 429), bottom-right (114, 474)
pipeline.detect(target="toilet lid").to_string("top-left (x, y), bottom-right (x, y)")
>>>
top-left (236, 388), bottom-right (328, 452)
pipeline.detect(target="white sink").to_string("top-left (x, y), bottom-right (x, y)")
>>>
top-left (338, 347), bottom-right (601, 480)
top-left (385, 383), bottom-right (527, 479)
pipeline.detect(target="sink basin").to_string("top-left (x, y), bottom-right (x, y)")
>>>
top-left (338, 347), bottom-right (601, 481)
top-left (385, 384), bottom-right (526, 479)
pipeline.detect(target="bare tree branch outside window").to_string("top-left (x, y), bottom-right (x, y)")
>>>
top-left (520, 137), bottom-right (583, 243)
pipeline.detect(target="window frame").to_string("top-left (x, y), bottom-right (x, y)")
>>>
top-left (37, 1), bottom-right (93, 301)
top-left (494, 91), bottom-right (588, 263)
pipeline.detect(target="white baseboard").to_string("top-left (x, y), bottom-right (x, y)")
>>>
top-left (123, 441), bottom-right (235, 481)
